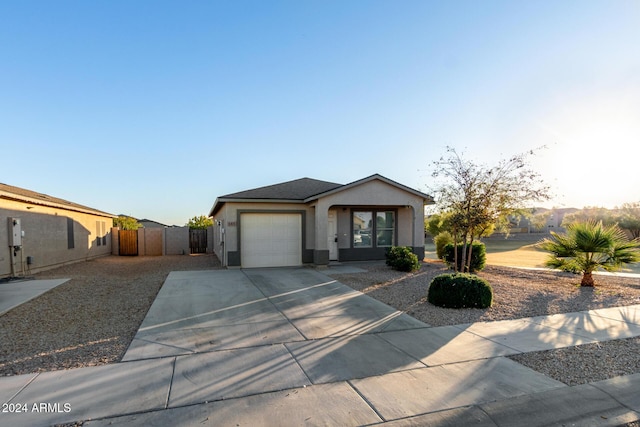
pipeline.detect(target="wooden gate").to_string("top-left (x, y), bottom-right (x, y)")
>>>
top-left (189, 229), bottom-right (207, 254)
top-left (119, 229), bottom-right (138, 256)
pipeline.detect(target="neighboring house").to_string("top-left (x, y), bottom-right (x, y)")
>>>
top-left (0, 183), bottom-right (115, 278)
top-left (138, 218), bottom-right (168, 228)
top-left (209, 174), bottom-right (433, 268)
top-left (543, 207), bottom-right (580, 231)
top-left (508, 207), bottom-right (580, 233)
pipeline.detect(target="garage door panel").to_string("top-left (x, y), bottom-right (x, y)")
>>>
top-left (241, 213), bottom-right (302, 268)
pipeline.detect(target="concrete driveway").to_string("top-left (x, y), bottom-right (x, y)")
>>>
top-left (2, 267), bottom-right (640, 426)
top-left (0, 278), bottom-right (69, 316)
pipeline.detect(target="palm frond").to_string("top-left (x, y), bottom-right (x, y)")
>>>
top-left (539, 220), bottom-right (640, 284)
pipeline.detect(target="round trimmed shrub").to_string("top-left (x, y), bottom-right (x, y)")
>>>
top-left (443, 242), bottom-right (486, 272)
top-left (385, 246), bottom-right (420, 272)
top-left (434, 231), bottom-right (453, 260)
top-left (427, 273), bottom-right (493, 309)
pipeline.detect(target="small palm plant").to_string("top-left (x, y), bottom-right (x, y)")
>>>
top-left (538, 220), bottom-right (640, 287)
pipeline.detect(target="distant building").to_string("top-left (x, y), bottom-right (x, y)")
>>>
top-left (508, 207), bottom-right (580, 233)
top-left (138, 219), bottom-right (168, 228)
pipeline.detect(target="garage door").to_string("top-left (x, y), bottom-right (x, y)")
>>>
top-left (241, 213), bottom-right (302, 268)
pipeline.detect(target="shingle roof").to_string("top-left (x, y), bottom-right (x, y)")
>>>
top-left (209, 174), bottom-right (433, 216)
top-left (0, 183), bottom-right (115, 217)
top-left (221, 178), bottom-right (343, 200)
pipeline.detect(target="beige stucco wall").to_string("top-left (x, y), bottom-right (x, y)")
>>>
top-left (1, 199), bottom-right (113, 278)
top-left (211, 179), bottom-right (427, 266)
top-left (312, 179), bottom-right (425, 252)
top-left (212, 202), bottom-right (315, 266)
top-left (211, 204), bottom-right (226, 263)
top-left (206, 225), bottom-right (215, 255)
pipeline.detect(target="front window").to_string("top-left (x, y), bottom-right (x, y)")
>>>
top-left (353, 211), bottom-right (372, 247)
top-left (353, 210), bottom-right (395, 248)
top-left (376, 211), bottom-right (395, 247)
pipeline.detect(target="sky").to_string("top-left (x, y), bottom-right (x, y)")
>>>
top-left (1, 1), bottom-right (639, 226)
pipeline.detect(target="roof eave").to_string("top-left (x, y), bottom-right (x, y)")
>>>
top-left (304, 173), bottom-right (434, 203)
top-left (209, 197), bottom-right (306, 217)
top-left (0, 192), bottom-right (116, 218)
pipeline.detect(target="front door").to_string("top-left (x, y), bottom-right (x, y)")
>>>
top-left (328, 209), bottom-right (338, 261)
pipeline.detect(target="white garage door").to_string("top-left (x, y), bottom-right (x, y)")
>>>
top-left (241, 213), bottom-right (302, 268)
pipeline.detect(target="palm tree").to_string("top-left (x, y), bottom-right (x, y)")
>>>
top-left (538, 220), bottom-right (640, 287)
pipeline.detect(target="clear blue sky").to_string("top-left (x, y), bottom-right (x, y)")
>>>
top-left (2, 1), bottom-right (639, 225)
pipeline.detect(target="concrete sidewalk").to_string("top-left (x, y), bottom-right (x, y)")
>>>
top-left (2, 268), bottom-right (640, 426)
top-left (0, 278), bottom-right (69, 316)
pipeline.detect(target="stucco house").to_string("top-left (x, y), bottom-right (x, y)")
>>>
top-left (209, 174), bottom-right (433, 268)
top-left (137, 218), bottom-right (169, 228)
top-left (1, 183), bottom-right (115, 278)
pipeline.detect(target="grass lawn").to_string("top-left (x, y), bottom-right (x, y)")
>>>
top-left (425, 234), bottom-right (640, 274)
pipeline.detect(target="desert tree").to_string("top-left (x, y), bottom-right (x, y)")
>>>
top-left (430, 146), bottom-right (551, 272)
top-left (113, 215), bottom-right (141, 230)
top-left (560, 204), bottom-right (640, 239)
top-left (561, 206), bottom-right (616, 228)
top-left (617, 202), bottom-right (640, 239)
top-left (529, 209), bottom-right (552, 232)
top-left (187, 215), bottom-right (213, 229)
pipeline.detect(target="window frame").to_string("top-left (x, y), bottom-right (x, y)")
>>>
top-left (351, 208), bottom-right (397, 249)
top-left (67, 217), bottom-right (75, 249)
top-left (375, 211), bottom-right (395, 247)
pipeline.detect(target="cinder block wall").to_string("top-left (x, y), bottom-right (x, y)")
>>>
top-left (1, 202), bottom-right (112, 278)
top-left (142, 228), bottom-right (163, 256)
top-left (111, 226), bottom-right (191, 257)
top-left (165, 227), bottom-right (189, 255)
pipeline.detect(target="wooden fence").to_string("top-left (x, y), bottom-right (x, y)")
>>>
top-left (119, 229), bottom-right (138, 256)
top-left (189, 229), bottom-right (207, 254)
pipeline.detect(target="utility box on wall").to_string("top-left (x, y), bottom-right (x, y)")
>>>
top-left (8, 217), bottom-right (22, 246)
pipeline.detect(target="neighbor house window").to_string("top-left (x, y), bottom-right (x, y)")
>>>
top-left (67, 218), bottom-right (75, 249)
top-left (352, 210), bottom-right (395, 248)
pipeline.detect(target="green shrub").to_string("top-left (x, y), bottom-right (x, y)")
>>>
top-left (386, 246), bottom-right (421, 272)
top-left (427, 273), bottom-right (493, 309)
top-left (443, 242), bottom-right (486, 272)
top-left (434, 232), bottom-right (453, 259)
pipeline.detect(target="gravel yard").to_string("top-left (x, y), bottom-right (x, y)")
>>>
top-left (0, 254), bottom-right (220, 376)
top-left (2, 255), bottom-right (640, 391)
top-left (333, 260), bottom-right (640, 387)
top-left (335, 261), bottom-right (640, 326)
